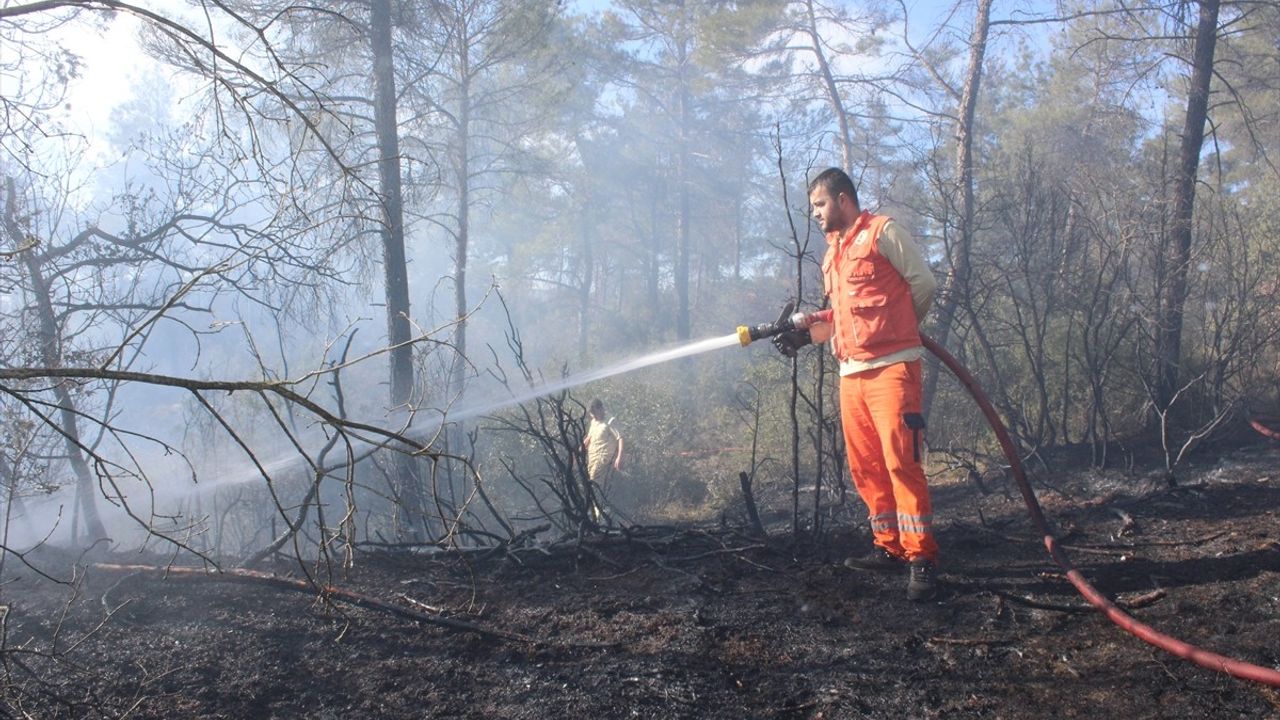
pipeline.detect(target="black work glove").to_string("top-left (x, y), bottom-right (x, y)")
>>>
top-left (772, 329), bottom-right (813, 358)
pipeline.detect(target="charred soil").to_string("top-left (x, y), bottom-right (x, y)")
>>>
top-left (4, 444), bottom-right (1280, 719)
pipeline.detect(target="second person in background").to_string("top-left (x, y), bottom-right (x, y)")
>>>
top-left (582, 398), bottom-right (624, 524)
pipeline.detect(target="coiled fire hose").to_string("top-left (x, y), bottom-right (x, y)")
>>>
top-left (921, 334), bottom-right (1280, 687)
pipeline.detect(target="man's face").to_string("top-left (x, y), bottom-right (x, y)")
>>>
top-left (809, 186), bottom-right (849, 234)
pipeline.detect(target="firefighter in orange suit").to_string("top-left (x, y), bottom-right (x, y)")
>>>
top-left (775, 167), bottom-right (939, 601)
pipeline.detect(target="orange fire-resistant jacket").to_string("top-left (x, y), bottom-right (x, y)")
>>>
top-left (821, 211), bottom-right (922, 362)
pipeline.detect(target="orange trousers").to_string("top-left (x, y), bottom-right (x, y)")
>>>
top-left (839, 360), bottom-right (938, 562)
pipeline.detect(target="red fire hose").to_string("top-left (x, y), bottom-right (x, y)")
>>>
top-left (922, 334), bottom-right (1280, 687)
top-left (1250, 415), bottom-right (1280, 441)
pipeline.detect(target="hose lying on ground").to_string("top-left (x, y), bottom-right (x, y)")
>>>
top-left (922, 334), bottom-right (1280, 687)
top-left (1249, 415), bottom-right (1280, 441)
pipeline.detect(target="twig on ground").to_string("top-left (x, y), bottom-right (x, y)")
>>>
top-left (396, 594), bottom-right (447, 616)
top-left (668, 544), bottom-right (766, 563)
top-left (927, 635), bottom-right (1015, 646)
top-left (1109, 507), bottom-right (1137, 538)
top-left (647, 555), bottom-right (707, 590)
top-left (733, 555), bottom-right (780, 573)
top-left (571, 541), bottom-right (623, 570)
top-left (586, 566), bottom-right (644, 582)
top-left (1069, 531), bottom-right (1227, 549)
top-left (1117, 588), bottom-right (1167, 609)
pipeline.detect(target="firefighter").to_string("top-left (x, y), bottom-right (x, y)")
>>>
top-left (775, 167), bottom-right (940, 601)
top-left (581, 398), bottom-right (623, 523)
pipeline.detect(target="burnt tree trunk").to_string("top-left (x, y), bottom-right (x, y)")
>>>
top-left (922, 0), bottom-right (992, 418)
top-left (450, 58), bottom-right (472, 401)
top-left (371, 0), bottom-right (425, 540)
top-left (675, 41), bottom-right (693, 341)
top-left (1154, 0), bottom-right (1220, 411)
top-left (4, 179), bottom-right (108, 542)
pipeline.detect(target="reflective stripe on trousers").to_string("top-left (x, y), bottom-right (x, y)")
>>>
top-left (839, 360), bottom-right (939, 562)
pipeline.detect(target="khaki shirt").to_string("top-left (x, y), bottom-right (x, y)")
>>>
top-left (585, 418), bottom-right (621, 480)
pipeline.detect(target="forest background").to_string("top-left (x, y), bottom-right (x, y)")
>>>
top-left (0, 0), bottom-right (1277, 568)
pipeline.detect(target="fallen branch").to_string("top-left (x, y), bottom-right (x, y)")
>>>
top-left (1068, 530), bottom-right (1228, 550)
top-left (963, 522), bottom-right (1127, 556)
top-left (962, 521), bottom-right (1224, 555)
top-left (982, 585), bottom-right (1168, 614)
top-left (90, 563), bottom-right (532, 642)
top-left (984, 588), bottom-right (1094, 613)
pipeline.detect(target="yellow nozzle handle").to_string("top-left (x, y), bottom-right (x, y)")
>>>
top-left (736, 325), bottom-right (753, 346)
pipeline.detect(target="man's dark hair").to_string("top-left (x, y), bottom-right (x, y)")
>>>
top-left (589, 398), bottom-right (605, 416)
top-left (808, 167), bottom-right (859, 208)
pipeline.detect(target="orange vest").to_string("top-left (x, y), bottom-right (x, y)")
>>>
top-left (822, 211), bottom-right (922, 362)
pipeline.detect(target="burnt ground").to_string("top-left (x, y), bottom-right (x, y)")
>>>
top-left (4, 443), bottom-right (1280, 719)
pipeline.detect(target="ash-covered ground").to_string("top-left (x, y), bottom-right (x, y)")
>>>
top-left (4, 443), bottom-right (1279, 719)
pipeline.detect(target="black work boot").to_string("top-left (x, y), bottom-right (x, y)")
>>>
top-left (907, 559), bottom-right (938, 602)
top-left (842, 548), bottom-right (904, 571)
